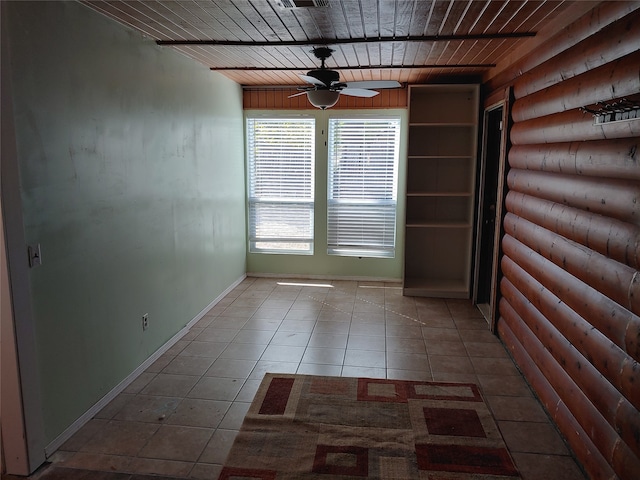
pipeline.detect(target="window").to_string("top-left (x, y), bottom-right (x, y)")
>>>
top-left (246, 117), bottom-right (315, 254)
top-left (327, 117), bottom-right (400, 258)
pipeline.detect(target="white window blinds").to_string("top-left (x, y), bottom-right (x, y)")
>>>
top-left (327, 117), bottom-right (400, 258)
top-left (247, 117), bottom-right (315, 254)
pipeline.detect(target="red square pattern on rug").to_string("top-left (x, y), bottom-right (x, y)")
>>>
top-left (258, 377), bottom-right (294, 415)
top-left (423, 407), bottom-right (487, 437)
top-left (415, 444), bottom-right (520, 476)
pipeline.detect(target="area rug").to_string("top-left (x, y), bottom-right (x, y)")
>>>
top-left (219, 373), bottom-right (520, 479)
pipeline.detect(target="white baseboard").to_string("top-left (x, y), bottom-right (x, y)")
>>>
top-left (44, 274), bottom-right (246, 457)
top-left (247, 272), bottom-right (401, 284)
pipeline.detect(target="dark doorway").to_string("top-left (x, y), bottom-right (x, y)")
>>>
top-left (474, 106), bottom-right (503, 320)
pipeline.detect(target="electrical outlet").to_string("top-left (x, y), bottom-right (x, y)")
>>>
top-left (142, 313), bottom-right (149, 331)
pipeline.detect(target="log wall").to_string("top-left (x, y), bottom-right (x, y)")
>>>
top-left (487, 3), bottom-right (640, 480)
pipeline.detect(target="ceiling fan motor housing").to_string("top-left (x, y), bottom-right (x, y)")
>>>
top-left (307, 68), bottom-right (339, 87)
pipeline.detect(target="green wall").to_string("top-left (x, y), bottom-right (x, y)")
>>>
top-left (4, 1), bottom-right (246, 443)
top-left (245, 109), bottom-right (407, 280)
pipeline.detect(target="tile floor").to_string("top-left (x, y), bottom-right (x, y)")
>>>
top-left (10, 277), bottom-right (587, 480)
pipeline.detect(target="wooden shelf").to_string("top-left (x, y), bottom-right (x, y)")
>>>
top-left (406, 222), bottom-right (471, 228)
top-left (407, 192), bottom-right (471, 197)
top-left (403, 84), bottom-right (479, 299)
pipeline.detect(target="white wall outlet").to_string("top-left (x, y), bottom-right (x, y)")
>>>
top-left (28, 244), bottom-right (42, 268)
top-left (142, 313), bottom-right (149, 331)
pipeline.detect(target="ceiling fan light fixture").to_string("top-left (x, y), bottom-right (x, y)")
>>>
top-left (307, 90), bottom-right (339, 109)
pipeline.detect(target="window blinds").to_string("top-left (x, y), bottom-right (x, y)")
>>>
top-left (247, 118), bottom-right (315, 254)
top-left (327, 118), bottom-right (400, 258)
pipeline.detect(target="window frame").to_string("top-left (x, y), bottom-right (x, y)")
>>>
top-left (326, 115), bottom-right (401, 259)
top-left (245, 115), bottom-right (316, 255)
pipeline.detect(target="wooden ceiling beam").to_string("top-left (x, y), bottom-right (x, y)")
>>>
top-left (211, 64), bottom-right (494, 71)
top-left (156, 32), bottom-right (535, 47)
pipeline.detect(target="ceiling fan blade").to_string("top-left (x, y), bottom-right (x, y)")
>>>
top-left (288, 91), bottom-right (308, 98)
top-left (300, 74), bottom-right (328, 86)
top-left (344, 80), bottom-right (402, 89)
top-left (339, 88), bottom-right (379, 98)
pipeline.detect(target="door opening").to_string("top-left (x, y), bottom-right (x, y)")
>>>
top-left (473, 106), bottom-right (504, 322)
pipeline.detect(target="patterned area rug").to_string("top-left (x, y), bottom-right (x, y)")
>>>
top-left (219, 373), bottom-right (520, 479)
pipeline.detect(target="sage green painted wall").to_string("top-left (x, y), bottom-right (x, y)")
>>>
top-left (5, 1), bottom-right (246, 443)
top-left (245, 109), bottom-right (408, 280)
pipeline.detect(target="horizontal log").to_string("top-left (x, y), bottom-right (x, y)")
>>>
top-left (508, 138), bottom-right (640, 180)
top-left (504, 212), bottom-right (640, 315)
top-left (505, 191), bottom-right (640, 269)
top-left (498, 318), bottom-right (619, 480)
top-left (507, 169), bottom-right (640, 225)
top-left (512, 51), bottom-right (640, 122)
top-left (511, 109), bottom-right (640, 145)
top-left (502, 235), bottom-right (640, 365)
top-left (501, 278), bottom-right (640, 455)
top-left (485, 1), bottom-right (640, 94)
top-left (500, 251), bottom-right (640, 413)
top-left (499, 298), bottom-right (640, 477)
top-left (513, 9), bottom-right (640, 98)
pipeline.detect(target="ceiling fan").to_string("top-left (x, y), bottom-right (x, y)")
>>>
top-left (289, 47), bottom-right (402, 109)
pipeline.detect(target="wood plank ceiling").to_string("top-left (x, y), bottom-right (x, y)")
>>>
top-left (83, 0), bottom-right (576, 87)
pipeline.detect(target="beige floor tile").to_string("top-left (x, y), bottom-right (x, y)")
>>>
top-left (512, 452), bottom-right (587, 480)
top-left (248, 360), bottom-right (299, 379)
top-left (422, 327), bottom-right (461, 342)
top-left (270, 331), bottom-right (312, 346)
top-left (60, 451), bottom-right (134, 472)
top-left (387, 369), bottom-right (433, 381)
top-left (179, 341), bottom-right (227, 358)
top-left (341, 365), bottom-right (386, 378)
top-left (347, 334), bottom-right (386, 351)
top-left (308, 332), bottom-right (348, 348)
top-left (301, 347), bottom-right (346, 365)
top-left (385, 324), bottom-right (423, 338)
top-left (93, 393), bottom-right (133, 420)
top-left (297, 363), bottom-right (343, 376)
top-left (350, 322), bottom-right (385, 336)
top-left (189, 463), bottom-right (224, 479)
top-left (499, 421), bottom-right (570, 455)
top-left (313, 320), bottom-right (350, 334)
top-left (128, 457), bottom-right (194, 477)
top-left (386, 352), bottom-right (430, 372)
top-left (165, 398), bottom-right (230, 428)
top-left (162, 355), bottom-right (215, 376)
top-left (80, 420), bottom-right (159, 456)
top-left (477, 374), bottom-right (534, 397)
top-left (425, 340), bottom-right (467, 356)
top-left (429, 355), bottom-right (475, 374)
top-left (218, 342), bottom-right (267, 361)
top-left (261, 344), bottom-right (306, 362)
top-left (113, 395), bottom-right (180, 423)
top-left (187, 377), bottom-right (243, 401)
top-left (486, 395), bottom-right (550, 422)
top-left (204, 358), bottom-right (256, 378)
top-left (471, 356), bottom-right (521, 376)
top-left (138, 425), bottom-right (213, 462)
top-left (386, 337), bottom-right (427, 354)
top-left (218, 402), bottom-right (251, 430)
top-left (235, 378), bottom-right (263, 402)
top-left (195, 327), bottom-right (238, 343)
top-left (232, 329), bottom-right (275, 344)
top-left (344, 349), bottom-right (386, 368)
top-left (198, 429), bottom-right (238, 464)
top-left (123, 372), bottom-right (157, 394)
top-left (61, 418), bottom-right (109, 451)
top-left (141, 374), bottom-right (199, 397)
top-left (464, 341), bottom-right (509, 358)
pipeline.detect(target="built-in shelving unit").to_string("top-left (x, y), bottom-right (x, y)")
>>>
top-left (403, 85), bottom-right (480, 298)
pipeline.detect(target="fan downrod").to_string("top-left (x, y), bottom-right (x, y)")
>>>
top-left (312, 47), bottom-right (334, 68)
